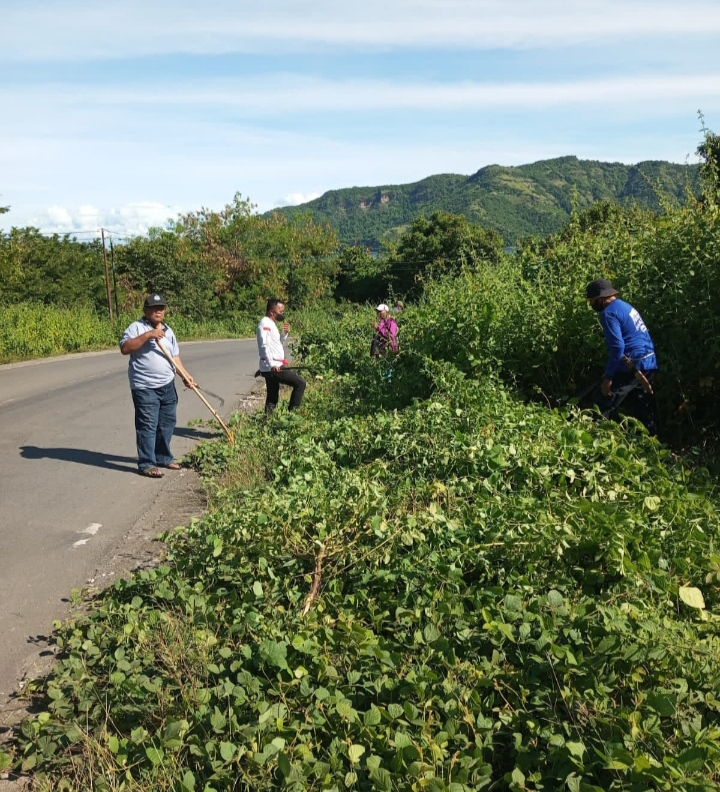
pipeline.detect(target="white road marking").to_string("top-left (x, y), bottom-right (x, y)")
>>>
top-left (72, 522), bottom-right (102, 548)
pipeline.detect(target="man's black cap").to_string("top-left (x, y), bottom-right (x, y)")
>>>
top-left (144, 293), bottom-right (168, 308)
top-left (586, 279), bottom-right (618, 300)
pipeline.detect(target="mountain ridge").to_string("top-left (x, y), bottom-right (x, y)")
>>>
top-left (268, 155), bottom-right (700, 246)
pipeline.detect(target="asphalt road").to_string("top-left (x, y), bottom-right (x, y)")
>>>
top-left (0, 338), bottom-right (259, 702)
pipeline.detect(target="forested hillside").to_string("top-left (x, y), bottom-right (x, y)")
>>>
top-left (270, 156), bottom-right (700, 247)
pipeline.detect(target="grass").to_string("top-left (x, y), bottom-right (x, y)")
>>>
top-left (0, 303), bottom-right (256, 365)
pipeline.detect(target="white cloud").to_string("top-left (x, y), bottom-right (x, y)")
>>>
top-left (25, 202), bottom-right (182, 237)
top-left (276, 192), bottom-right (322, 207)
top-left (2, 0), bottom-right (720, 61)
top-left (3, 73), bottom-right (720, 119)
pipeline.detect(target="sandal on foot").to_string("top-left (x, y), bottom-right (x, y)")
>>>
top-left (140, 467), bottom-right (164, 478)
top-left (163, 462), bottom-right (182, 470)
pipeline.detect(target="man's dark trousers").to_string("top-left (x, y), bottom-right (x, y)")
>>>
top-left (262, 368), bottom-right (306, 414)
top-left (131, 381), bottom-right (178, 470)
top-left (595, 371), bottom-right (658, 436)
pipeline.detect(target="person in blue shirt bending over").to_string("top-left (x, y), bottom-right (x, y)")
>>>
top-left (586, 278), bottom-right (658, 436)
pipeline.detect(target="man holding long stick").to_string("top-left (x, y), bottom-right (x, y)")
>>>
top-left (120, 294), bottom-right (194, 478)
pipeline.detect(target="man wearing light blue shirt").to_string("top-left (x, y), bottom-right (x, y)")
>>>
top-left (120, 294), bottom-right (194, 477)
top-left (586, 279), bottom-right (658, 435)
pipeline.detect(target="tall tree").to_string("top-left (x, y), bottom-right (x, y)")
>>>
top-left (388, 211), bottom-right (503, 298)
top-left (697, 129), bottom-right (720, 203)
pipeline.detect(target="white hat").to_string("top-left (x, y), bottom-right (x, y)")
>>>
top-left (376, 303), bottom-right (389, 311)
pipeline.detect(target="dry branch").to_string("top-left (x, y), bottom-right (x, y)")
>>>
top-left (301, 543), bottom-right (326, 617)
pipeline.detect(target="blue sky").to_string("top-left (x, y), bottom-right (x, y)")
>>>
top-left (1, 0), bottom-right (719, 237)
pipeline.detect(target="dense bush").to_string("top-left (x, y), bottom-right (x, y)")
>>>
top-left (10, 271), bottom-right (720, 792)
top-left (0, 195), bottom-right (340, 327)
top-left (300, 189), bottom-right (720, 447)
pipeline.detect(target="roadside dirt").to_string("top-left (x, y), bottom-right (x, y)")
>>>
top-left (0, 386), bottom-right (265, 790)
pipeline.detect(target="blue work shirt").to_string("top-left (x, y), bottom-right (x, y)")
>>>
top-left (598, 298), bottom-right (657, 378)
top-left (120, 318), bottom-right (180, 390)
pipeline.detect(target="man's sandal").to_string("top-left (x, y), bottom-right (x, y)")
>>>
top-left (140, 467), bottom-right (164, 478)
top-left (163, 462), bottom-right (182, 470)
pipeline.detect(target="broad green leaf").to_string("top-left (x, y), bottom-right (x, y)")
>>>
top-left (348, 744), bottom-right (365, 763)
top-left (252, 581), bottom-right (263, 597)
top-left (677, 746), bottom-right (707, 772)
top-left (647, 692), bottom-right (677, 717)
top-left (21, 753), bottom-right (37, 772)
top-left (220, 742), bottom-right (236, 762)
top-left (364, 706), bottom-right (382, 726)
top-left (366, 754), bottom-right (382, 771)
top-left (259, 640), bottom-right (289, 670)
top-left (423, 623), bottom-right (441, 643)
top-left (602, 743), bottom-right (634, 770)
top-left (566, 774), bottom-right (581, 792)
top-left (404, 702), bottom-right (419, 720)
top-left (162, 720), bottom-right (182, 742)
top-left (566, 741), bottom-right (585, 759)
top-left (210, 708), bottom-right (227, 732)
top-left (20, 720), bottom-right (35, 740)
top-left (679, 585), bottom-right (705, 609)
top-left (643, 496), bottom-right (661, 512)
top-left (277, 751), bottom-right (292, 777)
top-left (370, 767), bottom-right (392, 791)
top-left (504, 594), bottom-right (522, 612)
top-left (145, 747), bottom-right (164, 765)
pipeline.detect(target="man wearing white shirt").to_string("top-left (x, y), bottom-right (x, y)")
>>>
top-left (257, 298), bottom-right (306, 415)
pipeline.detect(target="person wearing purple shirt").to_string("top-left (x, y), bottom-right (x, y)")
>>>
top-left (586, 279), bottom-right (658, 435)
top-left (370, 304), bottom-right (399, 358)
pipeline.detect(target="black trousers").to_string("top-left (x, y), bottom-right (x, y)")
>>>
top-left (262, 368), bottom-right (306, 414)
top-left (594, 370), bottom-right (658, 436)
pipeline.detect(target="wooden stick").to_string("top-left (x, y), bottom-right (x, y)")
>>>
top-left (301, 543), bottom-right (326, 617)
top-left (155, 339), bottom-right (235, 446)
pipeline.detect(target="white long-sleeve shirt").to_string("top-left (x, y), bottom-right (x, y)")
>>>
top-left (256, 316), bottom-right (288, 372)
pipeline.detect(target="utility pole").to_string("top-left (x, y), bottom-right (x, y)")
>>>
top-left (109, 237), bottom-right (119, 318)
top-left (101, 228), bottom-right (114, 322)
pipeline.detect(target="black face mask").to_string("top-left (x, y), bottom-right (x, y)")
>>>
top-left (275, 312), bottom-right (286, 322)
top-left (590, 300), bottom-right (605, 312)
